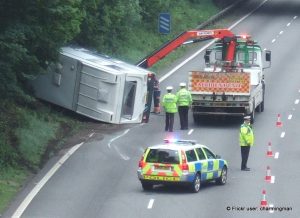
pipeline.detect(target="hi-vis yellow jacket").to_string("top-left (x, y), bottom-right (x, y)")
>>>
top-left (176, 88), bottom-right (192, 107)
top-left (239, 123), bottom-right (254, 146)
top-left (162, 93), bottom-right (178, 113)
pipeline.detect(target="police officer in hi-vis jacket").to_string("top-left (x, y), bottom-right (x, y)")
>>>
top-left (176, 82), bottom-right (192, 130)
top-left (239, 116), bottom-right (254, 171)
top-left (162, 86), bottom-right (177, 132)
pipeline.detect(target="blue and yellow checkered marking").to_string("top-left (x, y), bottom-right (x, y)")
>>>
top-left (192, 160), bottom-right (225, 181)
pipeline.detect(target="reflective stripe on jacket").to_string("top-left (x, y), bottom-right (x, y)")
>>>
top-left (162, 93), bottom-right (178, 113)
top-left (239, 123), bottom-right (254, 146)
top-left (176, 88), bottom-right (192, 106)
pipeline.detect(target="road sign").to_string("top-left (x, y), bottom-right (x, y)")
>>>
top-left (158, 13), bottom-right (171, 34)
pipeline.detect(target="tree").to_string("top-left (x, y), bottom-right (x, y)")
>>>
top-left (0, 0), bottom-right (84, 167)
top-left (0, 0), bottom-right (84, 100)
top-left (76, 0), bottom-right (142, 55)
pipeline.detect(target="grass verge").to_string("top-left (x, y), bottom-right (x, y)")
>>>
top-left (0, 167), bottom-right (28, 213)
top-left (0, 102), bottom-right (84, 214)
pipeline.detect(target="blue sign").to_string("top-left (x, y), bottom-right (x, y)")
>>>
top-left (158, 13), bottom-right (171, 34)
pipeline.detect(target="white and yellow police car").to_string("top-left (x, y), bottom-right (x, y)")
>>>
top-left (137, 139), bottom-right (228, 192)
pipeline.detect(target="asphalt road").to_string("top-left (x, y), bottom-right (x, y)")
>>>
top-left (4, 0), bottom-right (300, 217)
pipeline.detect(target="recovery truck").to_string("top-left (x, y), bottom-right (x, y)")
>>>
top-left (137, 29), bottom-right (271, 123)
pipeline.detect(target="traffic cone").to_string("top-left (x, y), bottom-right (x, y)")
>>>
top-left (276, 114), bottom-right (283, 127)
top-left (260, 190), bottom-right (268, 207)
top-left (267, 142), bottom-right (273, 157)
top-left (265, 166), bottom-right (271, 183)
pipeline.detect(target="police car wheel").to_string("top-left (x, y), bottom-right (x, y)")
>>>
top-left (191, 173), bottom-right (201, 193)
top-left (141, 182), bottom-right (153, 191)
top-left (216, 166), bottom-right (227, 185)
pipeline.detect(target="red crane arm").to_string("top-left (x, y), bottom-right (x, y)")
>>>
top-left (136, 29), bottom-right (236, 69)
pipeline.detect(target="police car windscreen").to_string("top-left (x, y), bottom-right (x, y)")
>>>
top-left (146, 149), bottom-right (179, 164)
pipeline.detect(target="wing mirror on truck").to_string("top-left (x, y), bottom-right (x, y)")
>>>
top-left (263, 50), bottom-right (271, 69)
top-left (204, 49), bottom-right (212, 66)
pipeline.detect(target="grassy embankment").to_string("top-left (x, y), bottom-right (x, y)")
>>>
top-left (0, 0), bottom-right (220, 213)
top-left (0, 102), bottom-right (83, 212)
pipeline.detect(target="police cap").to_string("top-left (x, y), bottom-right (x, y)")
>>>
top-left (179, 82), bottom-right (186, 87)
top-left (166, 86), bottom-right (173, 90)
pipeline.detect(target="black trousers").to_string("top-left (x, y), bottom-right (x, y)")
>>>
top-left (178, 106), bottom-right (189, 129)
top-left (241, 146), bottom-right (251, 169)
top-left (165, 112), bottom-right (175, 132)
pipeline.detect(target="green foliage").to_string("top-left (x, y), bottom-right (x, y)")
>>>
top-left (76, 0), bottom-right (142, 55)
top-left (0, 101), bottom-right (25, 167)
top-left (213, 0), bottom-right (237, 8)
top-left (139, 0), bottom-right (172, 28)
top-left (15, 111), bottom-right (59, 169)
top-left (0, 167), bottom-right (28, 212)
top-left (0, 0), bottom-right (84, 100)
top-left (108, 0), bottom-right (218, 65)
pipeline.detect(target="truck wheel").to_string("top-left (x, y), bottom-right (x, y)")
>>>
top-left (141, 182), bottom-right (153, 191)
top-left (190, 173), bottom-right (201, 193)
top-left (261, 84), bottom-right (265, 112)
top-left (193, 114), bottom-right (200, 124)
top-left (249, 104), bottom-right (255, 123)
top-left (256, 95), bottom-right (265, 113)
top-left (256, 100), bottom-right (264, 112)
top-left (260, 93), bottom-right (265, 112)
top-left (256, 102), bottom-right (262, 112)
top-left (216, 166), bottom-right (227, 185)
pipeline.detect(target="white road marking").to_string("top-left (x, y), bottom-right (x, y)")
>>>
top-left (12, 142), bottom-right (84, 218)
top-left (294, 16), bottom-right (297, 19)
top-left (279, 30), bottom-right (283, 35)
top-left (147, 199), bottom-right (155, 209)
top-left (288, 114), bottom-right (292, 120)
top-left (295, 99), bottom-right (299, 104)
top-left (280, 132), bottom-right (285, 138)
top-left (287, 22), bottom-right (291, 27)
top-left (159, 0), bottom-right (270, 82)
top-left (188, 129), bottom-right (194, 135)
top-left (89, 132), bottom-right (95, 138)
top-left (271, 39), bottom-right (276, 43)
top-left (108, 129), bottom-right (130, 148)
top-left (269, 204), bottom-right (274, 213)
top-left (274, 152), bottom-right (279, 159)
top-left (271, 176), bottom-right (275, 184)
top-left (113, 146), bottom-right (130, 160)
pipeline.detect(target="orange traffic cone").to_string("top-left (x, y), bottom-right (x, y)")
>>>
top-left (265, 166), bottom-right (271, 183)
top-left (276, 114), bottom-right (283, 127)
top-left (267, 142), bottom-right (273, 157)
top-left (260, 190), bottom-right (268, 207)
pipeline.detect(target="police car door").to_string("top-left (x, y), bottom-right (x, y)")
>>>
top-left (195, 148), bottom-right (209, 181)
top-left (202, 147), bottom-right (219, 180)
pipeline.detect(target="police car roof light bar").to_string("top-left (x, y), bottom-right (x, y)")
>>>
top-left (164, 139), bottom-right (197, 145)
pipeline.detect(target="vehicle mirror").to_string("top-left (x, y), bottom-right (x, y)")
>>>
top-left (204, 49), bottom-right (211, 65)
top-left (204, 55), bottom-right (210, 65)
top-left (263, 50), bottom-right (271, 70)
top-left (265, 50), bottom-right (271, 62)
top-left (215, 154), bottom-right (221, 159)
